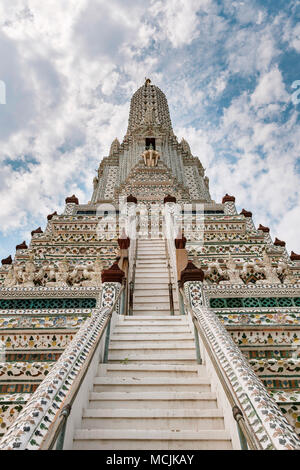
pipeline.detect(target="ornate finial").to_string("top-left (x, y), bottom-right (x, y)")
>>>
top-left (109, 138), bottom-right (120, 156)
top-left (145, 78), bottom-right (151, 86)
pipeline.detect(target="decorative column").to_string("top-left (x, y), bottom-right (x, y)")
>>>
top-left (1, 255), bottom-right (12, 265)
top-left (240, 208), bottom-right (255, 231)
top-left (174, 231), bottom-right (188, 283)
top-left (64, 195), bottom-right (79, 215)
top-left (101, 260), bottom-right (125, 284)
top-left (222, 194), bottom-right (237, 215)
top-left (117, 230), bottom-right (130, 277)
top-left (258, 224), bottom-right (272, 244)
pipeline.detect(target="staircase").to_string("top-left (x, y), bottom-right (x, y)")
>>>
top-left (133, 238), bottom-right (179, 316)
top-left (72, 239), bottom-right (233, 450)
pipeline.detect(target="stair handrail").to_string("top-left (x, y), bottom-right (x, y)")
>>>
top-left (163, 203), bottom-right (180, 309)
top-left (0, 282), bottom-right (124, 450)
top-left (180, 281), bottom-right (300, 450)
top-left (128, 238), bottom-right (137, 316)
top-left (164, 238), bottom-right (175, 315)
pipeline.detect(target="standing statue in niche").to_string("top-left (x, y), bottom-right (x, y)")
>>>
top-left (222, 254), bottom-right (243, 284)
top-left (256, 251), bottom-right (281, 284)
top-left (277, 260), bottom-right (296, 284)
top-left (34, 264), bottom-right (46, 286)
top-left (3, 263), bottom-right (23, 287)
top-left (3, 265), bottom-right (17, 287)
top-left (81, 258), bottom-right (103, 287)
top-left (22, 258), bottom-right (36, 287)
top-left (46, 259), bottom-right (70, 287)
top-left (144, 103), bottom-right (155, 125)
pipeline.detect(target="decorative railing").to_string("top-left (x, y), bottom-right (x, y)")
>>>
top-left (181, 280), bottom-right (300, 450)
top-left (0, 282), bottom-right (123, 450)
top-left (163, 204), bottom-right (180, 311)
top-left (127, 236), bottom-right (137, 316)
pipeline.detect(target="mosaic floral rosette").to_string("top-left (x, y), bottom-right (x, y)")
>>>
top-left (185, 281), bottom-right (300, 450)
top-left (0, 282), bottom-right (120, 450)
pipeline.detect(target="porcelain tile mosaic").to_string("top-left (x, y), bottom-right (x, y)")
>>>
top-left (184, 281), bottom-right (300, 449)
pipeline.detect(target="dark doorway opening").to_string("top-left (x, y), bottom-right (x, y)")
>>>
top-left (145, 138), bottom-right (156, 150)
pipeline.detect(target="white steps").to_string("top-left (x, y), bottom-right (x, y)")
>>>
top-left (99, 364), bottom-right (203, 377)
top-left (73, 429), bottom-right (231, 450)
top-left (93, 377), bottom-right (211, 392)
top-left (88, 391), bottom-right (219, 409)
top-left (72, 239), bottom-right (232, 450)
top-left (107, 354), bottom-right (197, 364)
top-left (111, 334), bottom-right (193, 340)
top-left (81, 408), bottom-right (225, 430)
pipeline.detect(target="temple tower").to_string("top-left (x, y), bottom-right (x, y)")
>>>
top-left (91, 79), bottom-right (211, 205)
top-left (0, 80), bottom-right (300, 450)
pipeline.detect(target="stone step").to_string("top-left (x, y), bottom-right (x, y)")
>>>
top-left (131, 313), bottom-right (175, 318)
top-left (138, 241), bottom-right (165, 245)
top-left (136, 262), bottom-right (168, 267)
top-left (111, 331), bottom-right (191, 338)
top-left (134, 287), bottom-right (170, 294)
top-left (73, 430), bottom-right (232, 450)
top-left (134, 273), bottom-right (173, 278)
top-left (113, 327), bottom-right (191, 333)
top-left (138, 242), bottom-right (164, 245)
top-left (134, 288), bottom-right (170, 295)
top-left (107, 352), bottom-right (197, 364)
top-left (131, 312), bottom-right (180, 317)
top-left (135, 281), bottom-right (171, 287)
top-left (108, 341), bottom-right (195, 351)
top-left (133, 296), bottom-right (171, 303)
top-left (132, 305), bottom-right (171, 312)
top-left (135, 273), bottom-right (169, 279)
top-left (133, 302), bottom-right (177, 309)
top-left (110, 334), bottom-right (194, 341)
top-left (138, 245), bottom-right (165, 248)
top-left (115, 319), bottom-right (188, 326)
top-left (81, 408), bottom-right (225, 430)
top-left (137, 255), bottom-right (166, 260)
top-left (120, 315), bottom-right (185, 321)
top-left (135, 269), bottom-right (169, 274)
top-left (135, 266), bottom-right (169, 275)
top-left (88, 391), bottom-right (217, 409)
top-left (137, 253), bottom-right (166, 256)
top-left (120, 322), bottom-right (183, 326)
top-left (93, 377), bottom-right (210, 393)
top-left (136, 262), bottom-right (167, 266)
top-left (134, 285), bottom-right (170, 291)
top-left (99, 364), bottom-right (204, 377)
top-left (138, 241), bottom-right (165, 244)
top-left (132, 303), bottom-right (179, 310)
top-left (135, 266), bottom-right (168, 270)
top-left (137, 248), bottom-right (166, 252)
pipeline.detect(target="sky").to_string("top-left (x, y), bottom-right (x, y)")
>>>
top-left (0, 0), bottom-right (300, 260)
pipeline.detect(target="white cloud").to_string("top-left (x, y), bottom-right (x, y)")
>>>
top-left (251, 67), bottom-right (289, 107)
top-left (0, 0), bottom-right (300, 260)
top-left (283, 19), bottom-right (300, 53)
top-left (151, 0), bottom-right (212, 48)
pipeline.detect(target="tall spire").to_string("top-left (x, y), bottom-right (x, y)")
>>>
top-left (126, 80), bottom-right (173, 135)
